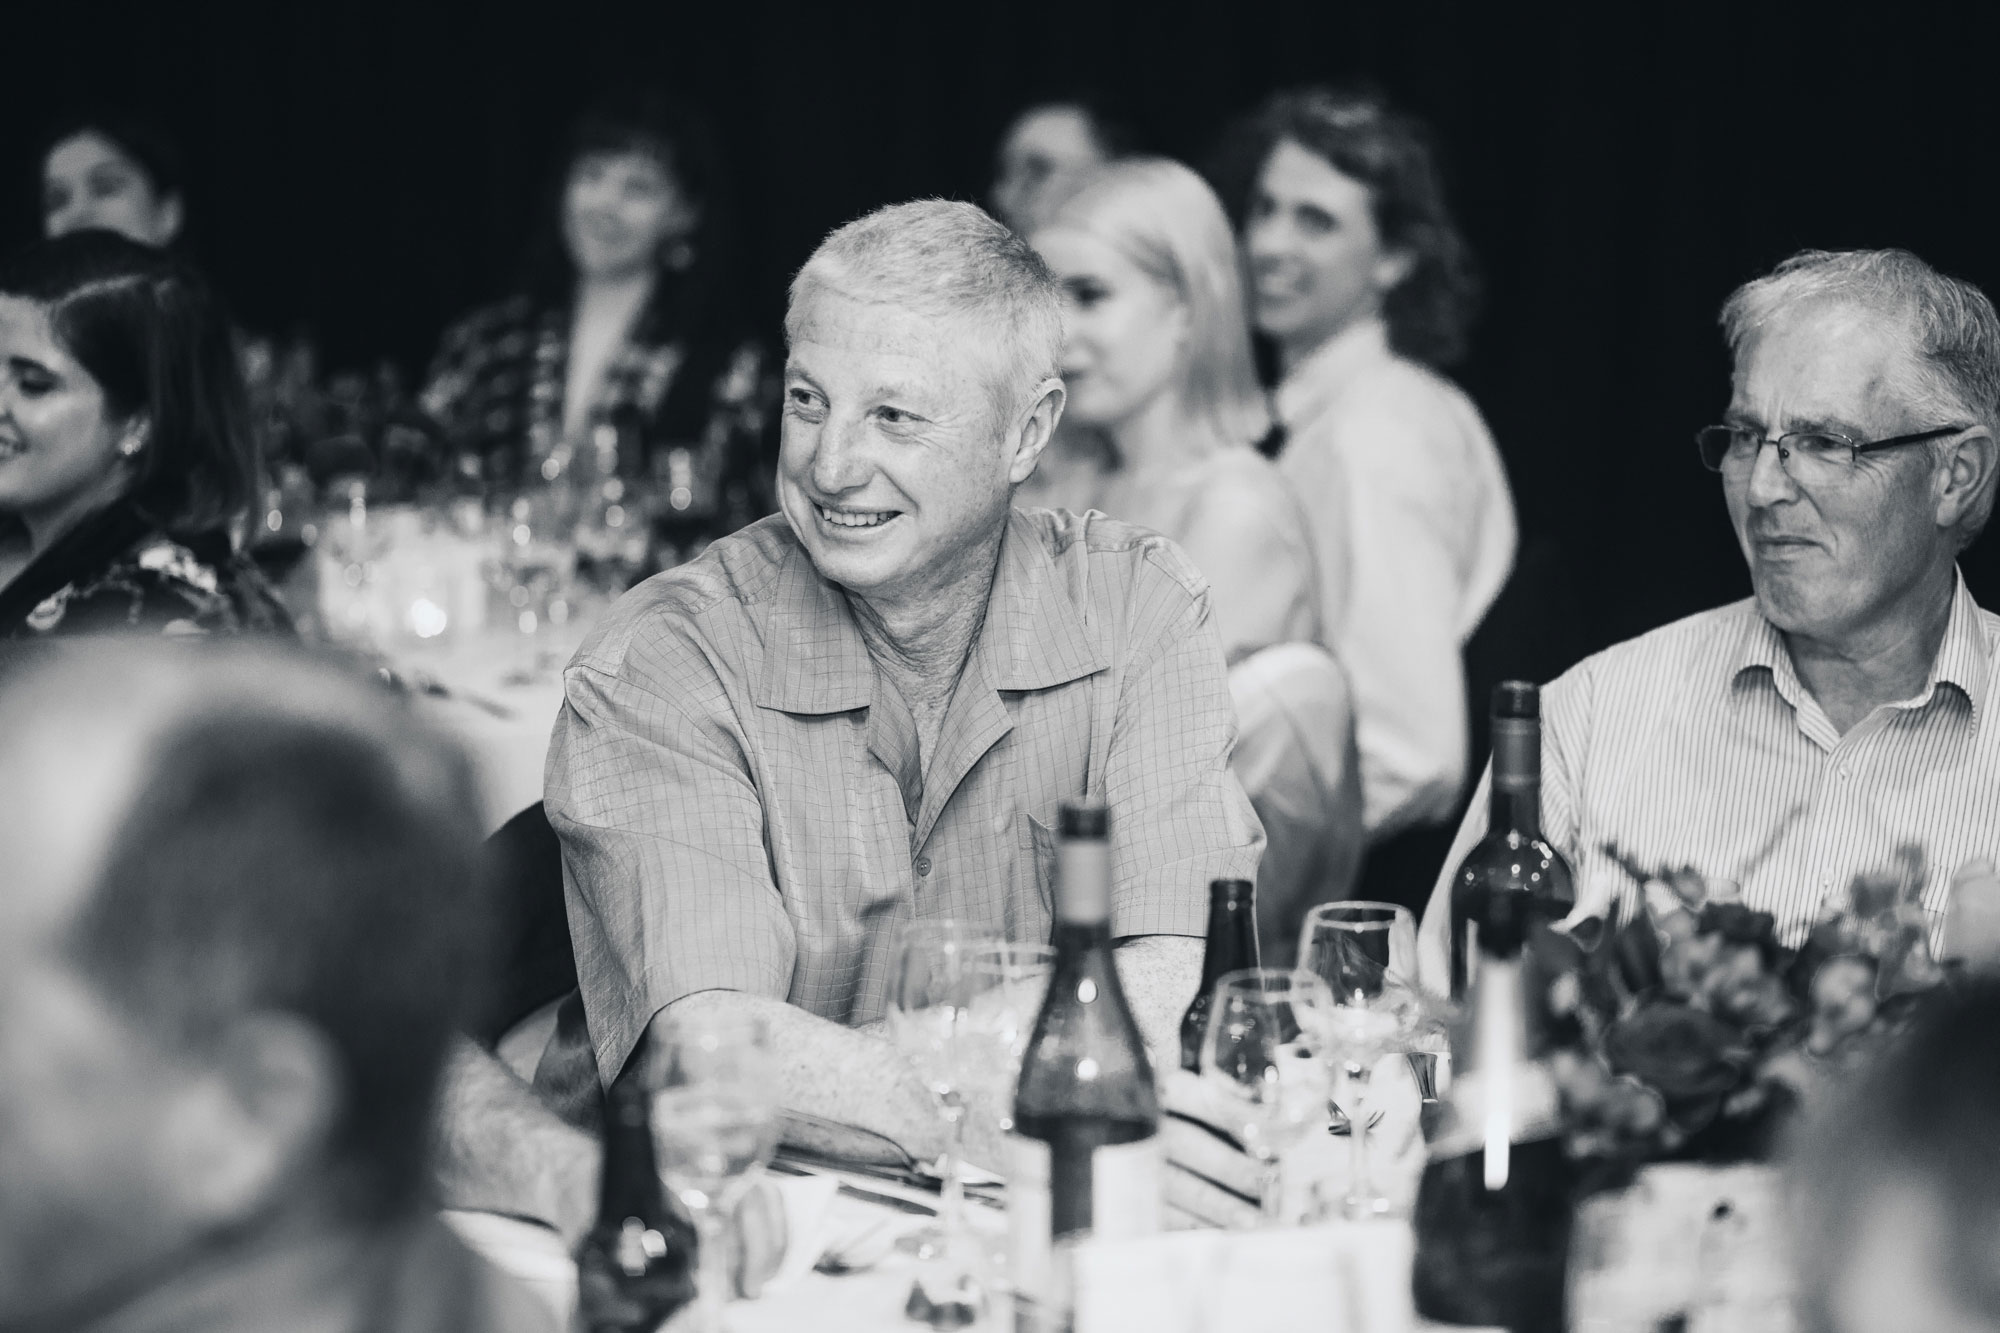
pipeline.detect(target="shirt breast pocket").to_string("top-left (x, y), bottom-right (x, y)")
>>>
top-left (1026, 813), bottom-right (1058, 922)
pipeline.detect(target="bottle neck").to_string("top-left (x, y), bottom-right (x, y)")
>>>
top-left (1197, 894), bottom-right (1259, 991)
top-left (598, 1086), bottom-right (663, 1220)
top-left (1488, 717), bottom-right (1543, 839)
top-left (1056, 836), bottom-right (1112, 928)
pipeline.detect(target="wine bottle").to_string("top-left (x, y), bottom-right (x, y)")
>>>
top-left (1011, 799), bottom-right (1162, 1333)
top-left (575, 1061), bottom-right (699, 1332)
top-left (1179, 879), bottom-right (1260, 1072)
top-left (1412, 871), bottom-right (1574, 1332)
top-left (1448, 681), bottom-right (1575, 1002)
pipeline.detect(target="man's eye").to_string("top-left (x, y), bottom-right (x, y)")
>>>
top-left (16, 372), bottom-right (53, 396)
top-left (1790, 433), bottom-right (1844, 457)
top-left (1249, 193), bottom-right (1277, 222)
top-left (786, 388), bottom-right (823, 415)
top-left (878, 407), bottom-right (912, 425)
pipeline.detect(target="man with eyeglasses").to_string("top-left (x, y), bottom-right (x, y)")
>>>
top-left (1418, 247), bottom-right (2000, 986)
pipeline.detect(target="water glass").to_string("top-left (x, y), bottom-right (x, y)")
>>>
top-left (647, 1009), bottom-right (781, 1333)
top-left (1199, 968), bottom-right (1336, 1224)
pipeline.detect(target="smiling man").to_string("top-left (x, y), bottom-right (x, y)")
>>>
top-left (532, 200), bottom-right (1261, 1200)
top-left (1417, 248), bottom-right (2000, 985)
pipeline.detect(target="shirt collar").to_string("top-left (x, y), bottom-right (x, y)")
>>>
top-left (1730, 569), bottom-right (1991, 732)
top-left (1273, 315), bottom-right (1393, 429)
top-left (752, 509), bottom-right (1105, 714)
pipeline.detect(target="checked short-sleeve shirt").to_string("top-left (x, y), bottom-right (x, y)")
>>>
top-left (545, 506), bottom-right (1263, 1083)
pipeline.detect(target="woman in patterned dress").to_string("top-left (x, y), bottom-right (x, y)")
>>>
top-left (0, 231), bottom-right (287, 640)
top-left (420, 89), bottom-right (775, 574)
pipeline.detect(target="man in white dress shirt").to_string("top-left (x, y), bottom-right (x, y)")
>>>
top-left (1231, 89), bottom-right (1517, 840)
top-left (1418, 247), bottom-right (2000, 985)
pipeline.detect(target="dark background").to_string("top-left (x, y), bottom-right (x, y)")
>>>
top-left (6, 0), bottom-right (1998, 667)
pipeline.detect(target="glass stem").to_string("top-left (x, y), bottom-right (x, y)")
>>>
top-left (1343, 1064), bottom-right (1373, 1219)
top-left (695, 1207), bottom-right (729, 1333)
top-left (1259, 1156), bottom-right (1287, 1225)
top-left (939, 1104), bottom-right (967, 1255)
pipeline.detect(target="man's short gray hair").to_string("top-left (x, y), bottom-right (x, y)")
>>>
top-left (786, 199), bottom-right (1065, 418)
top-left (1720, 248), bottom-right (2000, 549)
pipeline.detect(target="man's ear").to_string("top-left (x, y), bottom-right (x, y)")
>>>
top-left (1006, 378), bottom-right (1067, 486)
top-left (160, 1013), bottom-right (342, 1226)
top-left (1937, 428), bottom-right (1999, 537)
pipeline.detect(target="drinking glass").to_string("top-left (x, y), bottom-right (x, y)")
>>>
top-left (962, 941), bottom-right (1057, 1137)
top-left (887, 919), bottom-right (1002, 1263)
top-left (491, 490), bottom-right (576, 684)
top-left (1199, 968), bottom-right (1336, 1225)
top-left (1299, 902), bottom-right (1423, 1218)
top-left (647, 1009), bottom-right (782, 1333)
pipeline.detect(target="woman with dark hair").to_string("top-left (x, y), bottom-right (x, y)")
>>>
top-left (420, 88), bottom-right (773, 570)
top-left (39, 109), bottom-right (187, 248)
top-left (1212, 87), bottom-right (1516, 848)
top-left (0, 231), bottom-right (287, 637)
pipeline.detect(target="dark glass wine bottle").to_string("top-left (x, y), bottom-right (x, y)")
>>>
top-left (574, 1061), bottom-right (699, 1332)
top-left (1011, 799), bottom-right (1162, 1333)
top-left (1448, 681), bottom-right (1575, 1002)
top-left (1179, 879), bottom-right (1260, 1072)
top-left (1413, 860), bottom-right (1575, 1332)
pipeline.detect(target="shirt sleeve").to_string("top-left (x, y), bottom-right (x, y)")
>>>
top-left (544, 639), bottom-right (795, 1084)
top-left (1416, 661), bottom-right (1590, 993)
top-left (1101, 549), bottom-right (1267, 939)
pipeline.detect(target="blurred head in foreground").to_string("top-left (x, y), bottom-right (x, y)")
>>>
top-left (0, 640), bottom-right (486, 1328)
top-left (1792, 980), bottom-right (2000, 1332)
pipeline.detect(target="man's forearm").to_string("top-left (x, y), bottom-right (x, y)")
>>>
top-left (433, 1039), bottom-right (599, 1244)
top-left (667, 990), bottom-right (950, 1165)
top-left (1114, 935), bottom-right (1203, 1067)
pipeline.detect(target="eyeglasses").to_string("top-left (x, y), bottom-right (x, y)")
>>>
top-left (1695, 422), bottom-right (1968, 478)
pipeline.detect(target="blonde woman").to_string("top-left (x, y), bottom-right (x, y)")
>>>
top-left (1032, 157), bottom-right (1348, 666)
top-left (1031, 160), bottom-right (1361, 952)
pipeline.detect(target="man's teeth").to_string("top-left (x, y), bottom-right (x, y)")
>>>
top-left (820, 506), bottom-right (895, 529)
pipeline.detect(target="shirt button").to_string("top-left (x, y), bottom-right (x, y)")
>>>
top-left (915, 856), bottom-right (933, 876)
top-left (1838, 766), bottom-right (1851, 781)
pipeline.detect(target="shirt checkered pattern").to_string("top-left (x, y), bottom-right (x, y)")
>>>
top-left (546, 506), bottom-right (1262, 1081)
top-left (1419, 573), bottom-right (2000, 987)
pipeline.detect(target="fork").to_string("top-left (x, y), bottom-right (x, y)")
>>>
top-left (813, 1218), bottom-right (901, 1276)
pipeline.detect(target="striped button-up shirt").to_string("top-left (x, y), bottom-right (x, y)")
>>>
top-left (1419, 574), bottom-right (2000, 986)
top-left (546, 507), bottom-right (1262, 1082)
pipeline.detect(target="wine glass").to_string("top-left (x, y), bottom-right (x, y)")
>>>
top-left (887, 920), bottom-right (1002, 1265)
top-left (962, 941), bottom-right (1057, 1137)
top-left (1199, 968), bottom-right (1336, 1225)
top-left (1299, 902), bottom-right (1423, 1218)
top-left (647, 1009), bottom-right (782, 1333)
top-left (491, 490), bottom-right (577, 684)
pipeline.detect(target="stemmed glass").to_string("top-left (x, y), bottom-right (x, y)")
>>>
top-left (961, 941), bottom-right (1057, 1138)
top-left (647, 1009), bottom-right (782, 1333)
top-left (1299, 902), bottom-right (1423, 1219)
top-left (492, 490), bottom-right (576, 684)
top-left (1199, 968), bottom-right (1336, 1225)
top-left (887, 920), bottom-right (1001, 1266)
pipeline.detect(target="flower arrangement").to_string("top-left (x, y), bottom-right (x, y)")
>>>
top-left (1534, 845), bottom-right (1947, 1181)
